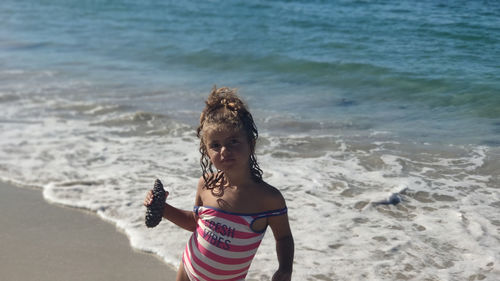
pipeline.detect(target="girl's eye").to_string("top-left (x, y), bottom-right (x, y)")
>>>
top-left (210, 143), bottom-right (221, 149)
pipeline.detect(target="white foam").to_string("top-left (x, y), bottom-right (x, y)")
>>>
top-left (1, 75), bottom-right (499, 280)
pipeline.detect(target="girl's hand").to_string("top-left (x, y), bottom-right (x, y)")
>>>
top-left (144, 189), bottom-right (170, 206)
top-left (272, 269), bottom-right (292, 281)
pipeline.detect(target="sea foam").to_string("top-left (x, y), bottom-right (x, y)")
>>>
top-left (1, 69), bottom-right (499, 280)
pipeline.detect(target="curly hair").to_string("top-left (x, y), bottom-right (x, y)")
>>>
top-left (197, 86), bottom-right (263, 193)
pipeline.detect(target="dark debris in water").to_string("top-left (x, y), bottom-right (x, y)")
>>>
top-left (372, 193), bottom-right (402, 206)
top-left (372, 188), bottom-right (408, 206)
top-left (337, 98), bottom-right (358, 107)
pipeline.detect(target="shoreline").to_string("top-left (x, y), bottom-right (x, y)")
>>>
top-left (0, 180), bottom-right (177, 281)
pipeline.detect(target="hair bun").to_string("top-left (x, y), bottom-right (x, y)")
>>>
top-left (221, 98), bottom-right (238, 111)
top-left (206, 87), bottom-right (242, 112)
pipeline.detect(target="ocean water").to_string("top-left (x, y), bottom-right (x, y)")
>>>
top-left (1, 0), bottom-right (499, 280)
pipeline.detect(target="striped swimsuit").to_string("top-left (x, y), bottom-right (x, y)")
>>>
top-left (182, 206), bottom-right (288, 281)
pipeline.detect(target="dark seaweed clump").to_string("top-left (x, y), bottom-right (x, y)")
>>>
top-left (145, 179), bottom-right (166, 228)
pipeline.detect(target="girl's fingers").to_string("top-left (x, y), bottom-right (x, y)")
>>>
top-left (143, 189), bottom-right (168, 206)
top-left (144, 190), bottom-right (153, 206)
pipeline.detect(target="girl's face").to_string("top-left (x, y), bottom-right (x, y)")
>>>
top-left (203, 126), bottom-right (252, 173)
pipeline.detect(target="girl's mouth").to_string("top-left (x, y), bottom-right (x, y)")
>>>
top-left (221, 158), bottom-right (235, 163)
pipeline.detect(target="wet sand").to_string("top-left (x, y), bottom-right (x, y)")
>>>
top-left (0, 180), bottom-right (177, 281)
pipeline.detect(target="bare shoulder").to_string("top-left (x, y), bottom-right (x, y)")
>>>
top-left (195, 176), bottom-right (207, 206)
top-left (197, 176), bottom-right (206, 190)
top-left (195, 174), bottom-right (219, 205)
top-left (259, 181), bottom-right (292, 240)
top-left (258, 181), bottom-right (287, 210)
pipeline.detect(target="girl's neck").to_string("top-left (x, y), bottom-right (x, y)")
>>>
top-left (222, 169), bottom-right (254, 187)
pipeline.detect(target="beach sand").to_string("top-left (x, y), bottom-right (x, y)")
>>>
top-left (0, 180), bottom-right (177, 281)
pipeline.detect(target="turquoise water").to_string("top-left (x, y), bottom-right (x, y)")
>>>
top-left (1, 1), bottom-right (500, 280)
top-left (2, 0), bottom-right (499, 144)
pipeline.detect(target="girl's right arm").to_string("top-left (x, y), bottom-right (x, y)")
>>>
top-left (161, 202), bottom-right (198, 232)
top-left (144, 177), bottom-right (204, 232)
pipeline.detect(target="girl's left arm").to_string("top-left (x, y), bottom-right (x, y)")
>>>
top-left (269, 213), bottom-right (294, 281)
top-left (267, 191), bottom-right (294, 281)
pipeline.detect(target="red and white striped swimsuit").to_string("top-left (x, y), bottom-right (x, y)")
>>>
top-left (182, 205), bottom-right (288, 281)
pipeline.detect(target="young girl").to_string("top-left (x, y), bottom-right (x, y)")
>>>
top-left (144, 87), bottom-right (294, 281)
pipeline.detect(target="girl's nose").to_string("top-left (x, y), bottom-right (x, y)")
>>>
top-left (220, 145), bottom-right (230, 156)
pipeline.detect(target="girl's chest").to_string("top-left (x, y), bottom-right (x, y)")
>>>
top-left (200, 187), bottom-right (266, 214)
